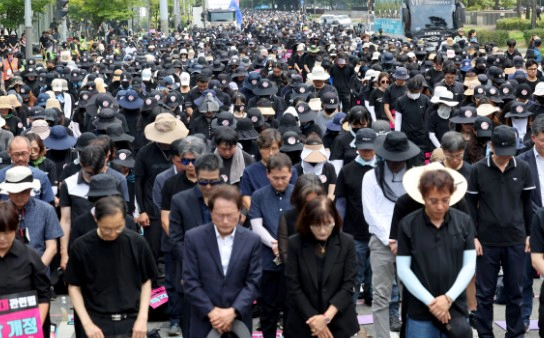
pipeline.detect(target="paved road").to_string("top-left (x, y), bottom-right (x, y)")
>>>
top-left (50, 279), bottom-right (543, 337)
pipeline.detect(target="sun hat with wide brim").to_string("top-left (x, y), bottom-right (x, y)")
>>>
top-left (402, 162), bottom-right (468, 206)
top-left (301, 142), bottom-right (328, 163)
top-left (235, 118), bottom-right (259, 140)
top-left (0, 166), bottom-right (40, 194)
top-left (144, 112), bottom-right (189, 144)
top-left (476, 103), bottom-right (500, 116)
top-left (307, 66), bottom-right (330, 81)
top-left (375, 131), bottom-right (420, 161)
top-left (28, 120), bottom-right (51, 140)
top-left (44, 125), bottom-right (77, 150)
top-left (430, 87), bottom-right (459, 107)
top-left (118, 89), bottom-right (144, 110)
top-left (206, 320), bottom-right (251, 338)
top-left (0, 96), bottom-right (13, 110)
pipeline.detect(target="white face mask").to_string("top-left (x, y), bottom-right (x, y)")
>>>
top-left (437, 105), bottom-right (452, 119)
top-left (407, 92), bottom-right (420, 100)
top-left (511, 117), bottom-right (528, 139)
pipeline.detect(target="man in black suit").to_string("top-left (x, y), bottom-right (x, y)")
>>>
top-left (183, 185), bottom-right (262, 337)
top-left (169, 153), bottom-right (223, 337)
top-left (517, 115), bottom-right (544, 330)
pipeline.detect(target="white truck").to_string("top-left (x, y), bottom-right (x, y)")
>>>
top-left (193, 0), bottom-right (239, 28)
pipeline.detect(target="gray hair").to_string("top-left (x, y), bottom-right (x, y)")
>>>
top-left (440, 131), bottom-right (466, 152)
top-left (532, 115), bottom-right (544, 136)
top-left (178, 136), bottom-right (207, 158)
top-left (195, 153), bottom-right (223, 175)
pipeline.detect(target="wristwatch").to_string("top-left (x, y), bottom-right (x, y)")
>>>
top-left (323, 314), bottom-right (331, 324)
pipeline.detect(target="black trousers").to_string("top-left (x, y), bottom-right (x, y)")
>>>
top-left (260, 270), bottom-right (286, 338)
top-left (475, 244), bottom-right (525, 338)
top-left (82, 314), bottom-right (136, 338)
top-left (143, 217), bottom-right (162, 265)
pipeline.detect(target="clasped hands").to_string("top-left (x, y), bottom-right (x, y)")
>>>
top-left (306, 315), bottom-right (333, 338)
top-left (208, 307), bottom-right (237, 334)
top-left (428, 295), bottom-right (452, 324)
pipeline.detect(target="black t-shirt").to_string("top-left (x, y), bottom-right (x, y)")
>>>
top-left (398, 208), bottom-right (475, 321)
top-left (134, 142), bottom-right (173, 218)
top-left (396, 94), bottom-right (432, 148)
top-left (330, 131), bottom-right (358, 165)
top-left (369, 88), bottom-right (386, 121)
top-left (64, 229), bottom-right (158, 314)
top-left (335, 161), bottom-right (374, 240)
top-left (294, 162), bottom-right (337, 194)
top-left (70, 211), bottom-right (139, 247)
top-left (427, 111), bottom-right (452, 148)
top-left (467, 157), bottom-right (535, 246)
top-left (383, 84), bottom-right (407, 111)
top-left (161, 171), bottom-right (196, 211)
top-left (0, 239), bottom-right (50, 304)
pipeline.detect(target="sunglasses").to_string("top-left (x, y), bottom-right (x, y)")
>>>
top-left (198, 179), bottom-right (223, 186)
top-left (380, 80), bottom-right (390, 84)
top-left (181, 158), bottom-right (196, 165)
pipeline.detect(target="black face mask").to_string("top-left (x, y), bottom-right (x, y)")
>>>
top-left (324, 108), bottom-right (336, 115)
top-left (121, 82), bottom-right (130, 89)
top-left (234, 105), bottom-right (244, 112)
top-left (351, 127), bottom-right (362, 133)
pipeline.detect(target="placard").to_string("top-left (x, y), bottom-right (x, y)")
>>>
top-left (0, 291), bottom-right (43, 338)
top-left (149, 286), bottom-right (168, 309)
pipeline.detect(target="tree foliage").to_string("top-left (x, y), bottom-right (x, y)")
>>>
top-left (69, 0), bottom-right (144, 27)
top-left (0, 0), bottom-right (52, 30)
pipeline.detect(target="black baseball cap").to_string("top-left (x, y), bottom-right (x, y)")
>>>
top-left (355, 128), bottom-right (377, 150)
top-left (491, 125), bottom-right (517, 156)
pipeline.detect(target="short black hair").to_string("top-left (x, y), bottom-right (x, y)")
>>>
top-left (266, 153), bottom-right (292, 172)
top-left (214, 126), bottom-right (238, 147)
top-left (195, 153), bottom-right (223, 175)
top-left (80, 145), bottom-right (106, 174)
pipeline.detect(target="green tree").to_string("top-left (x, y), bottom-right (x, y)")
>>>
top-left (69, 0), bottom-right (144, 29)
top-left (0, 0), bottom-right (53, 30)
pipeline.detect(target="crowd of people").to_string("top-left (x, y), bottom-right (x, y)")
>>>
top-left (2, 9), bottom-right (544, 338)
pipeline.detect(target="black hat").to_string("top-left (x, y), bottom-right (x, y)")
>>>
top-left (473, 85), bottom-right (486, 99)
top-left (499, 83), bottom-right (516, 100)
top-left (295, 102), bottom-right (316, 123)
top-left (235, 118), bottom-right (259, 140)
top-left (485, 86), bottom-right (503, 104)
top-left (505, 102), bottom-right (532, 118)
top-left (247, 108), bottom-right (264, 128)
top-left (106, 123), bottom-right (135, 142)
top-left (92, 108), bottom-right (122, 130)
top-left (252, 78), bottom-right (278, 96)
top-left (491, 125), bottom-right (517, 156)
top-left (375, 131), bottom-right (420, 161)
top-left (516, 83), bottom-right (532, 100)
top-left (79, 91), bottom-right (92, 108)
top-left (87, 174), bottom-right (121, 198)
top-left (280, 131), bottom-right (304, 152)
top-left (211, 111), bottom-right (237, 129)
top-left (450, 106), bottom-right (477, 124)
top-left (355, 128), bottom-right (377, 150)
top-left (19, 85), bottom-right (31, 100)
top-left (322, 91), bottom-right (339, 109)
top-left (277, 114), bottom-right (301, 134)
top-left (488, 66), bottom-right (505, 85)
top-left (111, 149), bottom-right (136, 168)
top-left (473, 116), bottom-right (493, 138)
top-left (28, 106), bottom-right (46, 120)
top-left (76, 132), bottom-right (98, 151)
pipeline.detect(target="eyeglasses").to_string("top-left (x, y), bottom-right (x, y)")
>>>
top-left (11, 152), bottom-right (29, 158)
top-left (380, 80), bottom-right (390, 84)
top-left (528, 68), bottom-right (538, 71)
top-left (198, 179), bottom-right (223, 186)
top-left (99, 226), bottom-right (124, 234)
top-left (181, 158), bottom-right (196, 165)
top-left (428, 197), bottom-right (451, 206)
top-left (310, 223), bottom-right (335, 230)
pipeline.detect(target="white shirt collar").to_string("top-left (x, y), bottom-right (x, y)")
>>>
top-left (213, 224), bottom-right (236, 240)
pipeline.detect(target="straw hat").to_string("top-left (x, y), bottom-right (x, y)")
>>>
top-left (402, 162), bottom-right (468, 206)
top-left (144, 113), bottom-right (189, 144)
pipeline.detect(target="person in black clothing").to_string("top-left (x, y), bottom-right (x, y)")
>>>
top-left (504, 39), bottom-right (522, 62)
top-left (425, 54), bottom-right (444, 91)
top-left (335, 128), bottom-right (378, 303)
top-left (396, 168), bottom-right (474, 338)
top-left (466, 126), bottom-right (535, 337)
top-left (330, 54), bottom-right (355, 112)
top-left (0, 201), bottom-right (51, 336)
top-left (189, 93), bottom-right (220, 139)
top-left (383, 67), bottom-right (409, 126)
top-left (395, 75), bottom-right (432, 152)
top-left (330, 106), bottom-right (373, 175)
top-left (135, 113), bottom-right (189, 267)
top-left (368, 72), bottom-right (389, 122)
top-left (278, 174), bottom-right (325, 264)
top-left (65, 196), bottom-right (158, 338)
